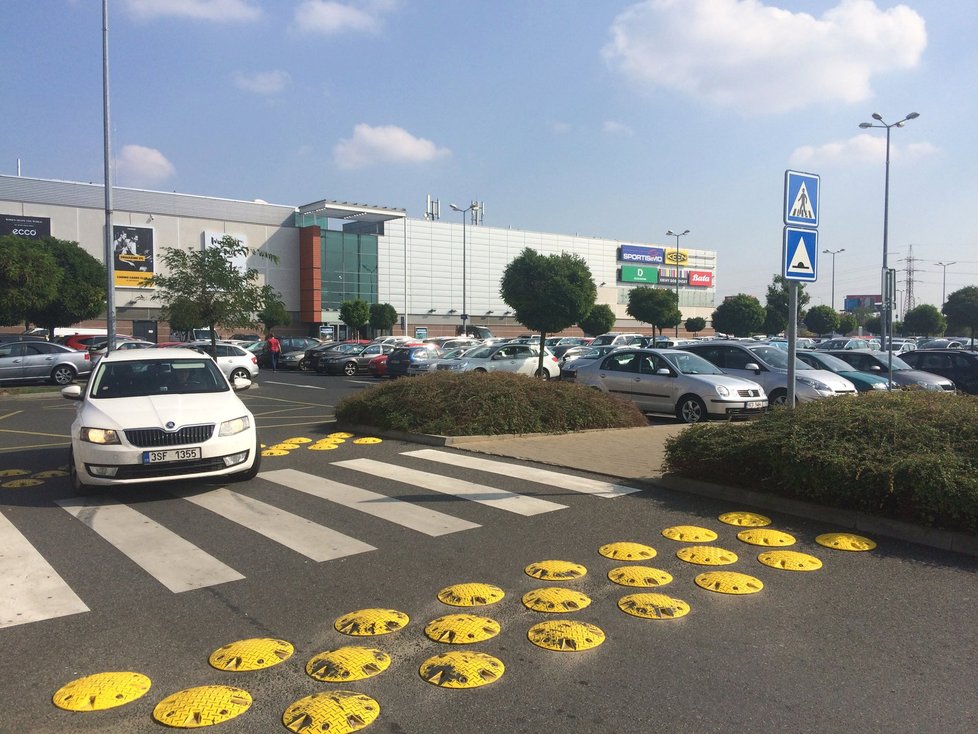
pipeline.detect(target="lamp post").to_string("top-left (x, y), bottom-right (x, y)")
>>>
top-left (859, 111), bottom-right (919, 386)
top-left (666, 229), bottom-right (689, 336)
top-left (822, 248), bottom-right (845, 311)
top-left (936, 261), bottom-right (956, 307)
top-left (450, 202), bottom-right (476, 336)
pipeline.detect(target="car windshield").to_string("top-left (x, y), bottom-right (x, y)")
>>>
top-left (750, 345), bottom-right (812, 370)
top-left (466, 346), bottom-right (494, 359)
top-left (665, 352), bottom-right (724, 375)
top-left (805, 353), bottom-right (853, 372)
top-left (90, 358), bottom-right (228, 398)
top-left (879, 354), bottom-right (913, 370)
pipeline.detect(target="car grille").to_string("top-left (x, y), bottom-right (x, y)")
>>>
top-left (124, 424), bottom-right (215, 448)
top-left (736, 388), bottom-right (763, 398)
top-left (110, 456), bottom-right (233, 479)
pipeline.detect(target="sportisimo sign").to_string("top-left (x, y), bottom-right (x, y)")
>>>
top-left (619, 244), bottom-right (665, 264)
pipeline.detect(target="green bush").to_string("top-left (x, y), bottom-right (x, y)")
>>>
top-left (335, 371), bottom-right (648, 436)
top-left (663, 391), bottom-right (978, 534)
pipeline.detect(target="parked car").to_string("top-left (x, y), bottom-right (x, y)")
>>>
top-left (882, 338), bottom-right (917, 354)
top-left (682, 340), bottom-right (858, 405)
top-left (407, 346), bottom-right (473, 377)
top-left (434, 342), bottom-right (560, 379)
top-left (917, 338), bottom-right (970, 349)
top-left (559, 344), bottom-right (621, 370)
top-left (89, 338), bottom-right (157, 365)
top-left (562, 348), bottom-right (767, 423)
top-left (249, 336), bottom-right (323, 368)
top-left (61, 348), bottom-right (259, 491)
top-left (367, 353), bottom-right (389, 377)
top-left (0, 340), bottom-right (93, 385)
top-left (62, 333), bottom-right (128, 351)
top-left (319, 343), bottom-right (395, 376)
top-left (826, 350), bottom-right (956, 392)
top-left (899, 349), bottom-right (978, 394)
top-left (588, 332), bottom-right (646, 348)
top-left (387, 344), bottom-right (444, 377)
top-left (813, 338), bottom-right (873, 351)
top-left (313, 342), bottom-right (378, 373)
top-left (795, 350), bottom-right (891, 392)
top-left (182, 342), bottom-right (259, 382)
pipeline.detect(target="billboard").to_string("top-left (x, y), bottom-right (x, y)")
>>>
top-left (619, 244), bottom-right (665, 264)
top-left (619, 265), bottom-right (659, 284)
top-left (1, 214), bottom-right (50, 239)
top-left (113, 225), bottom-right (154, 287)
top-left (663, 249), bottom-right (689, 266)
top-left (687, 270), bottom-right (714, 287)
top-left (203, 231), bottom-right (248, 274)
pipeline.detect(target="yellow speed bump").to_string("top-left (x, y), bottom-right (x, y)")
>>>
top-left (352, 437), bottom-right (382, 444)
top-left (737, 528), bottom-right (796, 547)
top-left (437, 582), bottom-right (505, 607)
top-left (306, 646), bottom-right (391, 682)
top-left (335, 608), bottom-right (410, 636)
top-left (661, 525), bottom-right (718, 542)
top-left (419, 651), bottom-right (504, 689)
top-left (522, 587), bottom-right (591, 613)
top-left (283, 437), bottom-right (312, 444)
top-left (598, 541), bottom-right (657, 561)
top-left (269, 443), bottom-right (298, 451)
top-left (425, 613), bottom-right (500, 644)
top-left (307, 443), bottom-right (341, 451)
top-left (152, 685), bottom-right (251, 728)
top-left (528, 620), bottom-right (605, 652)
top-left (608, 565), bottom-right (673, 588)
top-left (283, 691), bottom-right (379, 733)
top-left (676, 545), bottom-right (738, 566)
top-left (3, 478), bottom-right (43, 488)
top-left (328, 432), bottom-right (355, 439)
top-left (695, 571), bottom-right (765, 595)
top-left (34, 469), bottom-right (68, 478)
top-left (718, 511), bottom-right (772, 527)
top-left (0, 469), bottom-right (29, 477)
top-left (758, 550), bottom-right (824, 571)
top-left (816, 533), bottom-right (877, 551)
top-left (261, 449), bottom-right (290, 457)
top-left (524, 559), bottom-right (587, 581)
top-left (53, 671), bottom-right (151, 712)
top-left (208, 637), bottom-right (294, 672)
top-left (618, 593), bottom-right (690, 620)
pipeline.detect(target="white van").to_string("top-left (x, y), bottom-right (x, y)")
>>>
top-left (589, 332), bottom-right (645, 347)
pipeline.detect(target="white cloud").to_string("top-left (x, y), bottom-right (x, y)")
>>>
top-left (602, 120), bottom-right (634, 136)
top-left (603, 0), bottom-right (927, 115)
top-left (551, 121), bottom-right (572, 135)
top-left (789, 133), bottom-right (938, 167)
top-left (333, 124), bottom-right (450, 170)
top-left (122, 0), bottom-right (262, 22)
top-left (232, 70), bottom-right (291, 95)
top-left (293, 0), bottom-right (396, 35)
top-left (115, 144), bottom-right (176, 185)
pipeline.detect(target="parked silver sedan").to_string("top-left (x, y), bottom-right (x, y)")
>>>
top-left (561, 348), bottom-right (767, 423)
top-left (0, 340), bottom-right (92, 385)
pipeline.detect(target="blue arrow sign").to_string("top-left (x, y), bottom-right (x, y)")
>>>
top-left (784, 170), bottom-right (819, 227)
top-left (783, 227), bottom-right (818, 282)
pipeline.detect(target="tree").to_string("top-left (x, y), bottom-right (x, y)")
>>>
top-left (0, 235), bottom-right (61, 327)
top-left (500, 248), bottom-right (596, 377)
top-left (369, 302), bottom-right (399, 336)
top-left (864, 314), bottom-right (882, 335)
top-left (765, 274), bottom-right (809, 335)
top-left (339, 299), bottom-right (371, 339)
top-left (578, 304), bottom-right (616, 337)
top-left (804, 305), bottom-right (840, 336)
top-left (942, 286), bottom-right (978, 345)
top-left (762, 306), bottom-right (787, 336)
top-left (258, 291), bottom-right (291, 334)
top-left (685, 316), bottom-right (706, 335)
top-left (711, 294), bottom-right (765, 337)
top-left (838, 313), bottom-right (857, 335)
top-left (626, 287), bottom-right (679, 336)
top-left (147, 235), bottom-right (277, 350)
top-left (27, 237), bottom-right (106, 336)
top-left (902, 304), bottom-right (946, 336)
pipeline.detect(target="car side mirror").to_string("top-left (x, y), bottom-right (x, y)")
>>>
top-left (62, 385), bottom-right (83, 401)
top-left (744, 362), bottom-right (761, 372)
top-left (232, 376), bottom-right (254, 391)
top-left (656, 368), bottom-right (672, 376)
top-left (869, 365), bottom-right (881, 372)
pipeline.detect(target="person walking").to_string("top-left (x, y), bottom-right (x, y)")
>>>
top-left (266, 332), bottom-right (281, 372)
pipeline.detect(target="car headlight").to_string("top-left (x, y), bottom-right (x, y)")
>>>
top-left (219, 415), bottom-right (252, 436)
top-left (80, 427), bottom-right (121, 444)
top-left (796, 375), bottom-right (832, 392)
top-left (715, 385), bottom-right (730, 397)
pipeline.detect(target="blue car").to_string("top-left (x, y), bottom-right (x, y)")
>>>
top-left (386, 345), bottom-right (442, 377)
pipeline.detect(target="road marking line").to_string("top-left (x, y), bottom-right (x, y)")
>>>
top-left (333, 458), bottom-right (568, 516)
top-left (259, 468), bottom-right (480, 536)
top-left (0, 510), bottom-right (89, 628)
top-left (402, 449), bottom-right (641, 499)
top-left (178, 487), bottom-right (376, 561)
top-left (0, 411), bottom-right (23, 421)
top-left (56, 497), bottom-right (244, 593)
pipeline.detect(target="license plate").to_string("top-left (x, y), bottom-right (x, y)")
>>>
top-left (746, 401), bottom-right (765, 409)
top-left (143, 447), bottom-right (202, 464)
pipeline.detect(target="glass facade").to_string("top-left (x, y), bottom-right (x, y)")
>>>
top-left (321, 229), bottom-right (378, 310)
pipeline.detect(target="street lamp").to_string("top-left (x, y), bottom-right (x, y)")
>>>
top-left (859, 111), bottom-right (919, 385)
top-left (450, 202), bottom-right (476, 336)
top-left (936, 261), bottom-right (956, 307)
top-left (822, 248), bottom-right (845, 311)
top-left (666, 229), bottom-right (689, 336)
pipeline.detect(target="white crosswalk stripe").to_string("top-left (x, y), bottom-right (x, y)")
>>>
top-left (401, 449), bottom-right (640, 498)
top-left (332, 458), bottom-right (569, 516)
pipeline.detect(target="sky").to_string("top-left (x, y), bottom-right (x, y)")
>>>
top-left (3, 0), bottom-right (977, 314)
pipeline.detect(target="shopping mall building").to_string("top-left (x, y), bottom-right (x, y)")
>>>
top-left (0, 174), bottom-right (717, 341)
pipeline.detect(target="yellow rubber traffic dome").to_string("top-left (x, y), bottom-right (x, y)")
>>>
top-left (676, 545), bottom-right (738, 566)
top-left (736, 528), bottom-right (796, 547)
top-left (528, 620), bottom-right (605, 652)
top-left (598, 541), bottom-right (657, 561)
top-left (306, 647), bottom-right (391, 682)
top-left (419, 651), bottom-right (505, 689)
top-left (607, 565), bottom-right (673, 588)
top-left (208, 637), bottom-right (294, 671)
top-left (661, 525), bottom-right (718, 542)
top-left (524, 560), bottom-right (587, 580)
top-left (816, 533), bottom-right (877, 551)
top-left (334, 608), bottom-right (410, 636)
top-left (437, 582), bottom-right (505, 607)
top-left (282, 690), bottom-right (379, 733)
top-left (694, 571), bottom-right (764, 594)
top-left (718, 511), bottom-right (772, 527)
top-left (53, 671), bottom-right (151, 712)
top-left (618, 593), bottom-right (690, 619)
top-left (425, 614), bottom-right (501, 644)
top-left (757, 550), bottom-right (823, 571)
top-left (152, 685), bottom-right (252, 728)
top-left (522, 587), bottom-right (592, 613)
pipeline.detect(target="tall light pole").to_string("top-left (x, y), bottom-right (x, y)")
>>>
top-left (936, 261), bottom-right (956, 307)
top-left (450, 202), bottom-right (475, 336)
top-left (859, 111), bottom-right (919, 385)
top-left (666, 229), bottom-right (689, 337)
top-left (822, 248), bottom-right (845, 311)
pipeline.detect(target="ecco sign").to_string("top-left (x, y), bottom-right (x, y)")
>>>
top-left (1, 215), bottom-right (51, 239)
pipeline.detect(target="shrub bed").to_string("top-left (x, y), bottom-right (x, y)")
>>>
top-left (663, 390), bottom-right (978, 534)
top-left (335, 371), bottom-right (648, 436)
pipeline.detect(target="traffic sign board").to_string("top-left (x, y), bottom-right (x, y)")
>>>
top-left (784, 170), bottom-right (819, 227)
top-left (783, 227), bottom-right (818, 282)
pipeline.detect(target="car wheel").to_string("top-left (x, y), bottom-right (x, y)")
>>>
top-left (769, 389), bottom-right (788, 407)
top-left (343, 361), bottom-right (358, 376)
top-left (474, 368), bottom-right (488, 373)
top-left (676, 395), bottom-right (707, 424)
top-left (534, 368), bottom-right (551, 380)
top-left (50, 364), bottom-right (76, 386)
top-left (68, 449), bottom-right (96, 495)
top-left (298, 358), bottom-right (307, 370)
top-left (233, 439), bottom-right (262, 481)
top-left (230, 367), bottom-right (249, 382)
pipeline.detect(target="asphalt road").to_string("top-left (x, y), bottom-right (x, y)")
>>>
top-left (0, 369), bottom-right (976, 733)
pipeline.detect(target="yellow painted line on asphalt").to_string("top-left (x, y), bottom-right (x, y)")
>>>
top-left (0, 411), bottom-right (23, 421)
top-left (0, 427), bottom-right (71, 439)
top-left (0, 441), bottom-right (69, 453)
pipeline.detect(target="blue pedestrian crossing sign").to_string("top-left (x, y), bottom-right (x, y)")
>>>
top-left (783, 227), bottom-right (818, 282)
top-left (784, 170), bottom-right (819, 227)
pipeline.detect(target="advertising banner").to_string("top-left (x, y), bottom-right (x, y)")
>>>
top-left (203, 231), bottom-right (248, 274)
top-left (687, 270), bottom-right (714, 287)
top-left (663, 249), bottom-right (689, 266)
top-left (113, 225), bottom-right (154, 287)
top-left (619, 244), bottom-right (665, 264)
top-left (1, 214), bottom-right (50, 239)
top-left (619, 265), bottom-right (659, 284)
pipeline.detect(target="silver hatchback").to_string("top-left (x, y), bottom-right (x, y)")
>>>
top-left (561, 348), bottom-right (767, 423)
top-left (0, 340), bottom-right (92, 385)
